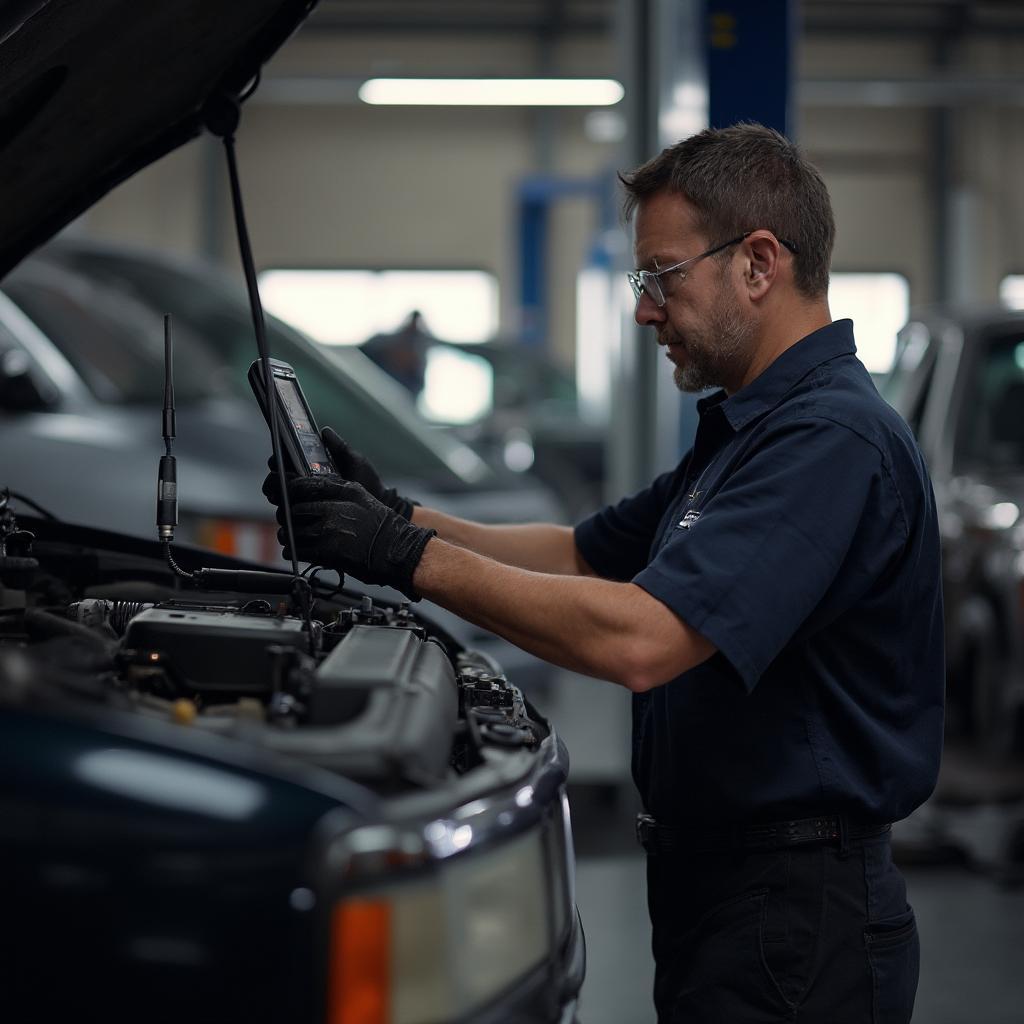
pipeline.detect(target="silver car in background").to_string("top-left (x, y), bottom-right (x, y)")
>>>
top-left (0, 242), bottom-right (566, 690)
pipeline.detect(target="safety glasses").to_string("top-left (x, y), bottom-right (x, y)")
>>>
top-left (628, 232), bottom-right (799, 307)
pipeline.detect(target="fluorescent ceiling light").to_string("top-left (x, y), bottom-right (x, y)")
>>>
top-left (359, 77), bottom-right (625, 107)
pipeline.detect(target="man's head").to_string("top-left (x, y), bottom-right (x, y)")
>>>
top-left (621, 123), bottom-right (834, 393)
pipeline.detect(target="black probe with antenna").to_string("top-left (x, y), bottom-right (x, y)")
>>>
top-left (156, 317), bottom-right (315, 624)
top-left (157, 314), bottom-right (177, 544)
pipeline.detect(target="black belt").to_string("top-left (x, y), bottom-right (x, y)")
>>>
top-left (636, 813), bottom-right (892, 855)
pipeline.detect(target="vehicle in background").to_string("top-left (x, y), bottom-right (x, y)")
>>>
top-left (0, 244), bottom-right (566, 691)
top-left (881, 307), bottom-right (1024, 755)
top-left (360, 314), bottom-right (606, 519)
top-left (0, 262), bottom-right (282, 557)
top-left (2, 242), bottom-right (566, 544)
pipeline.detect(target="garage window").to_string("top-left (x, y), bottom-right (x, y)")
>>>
top-left (1000, 275), bottom-right (1024, 310)
top-left (257, 269), bottom-right (499, 346)
top-left (827, 273), bottom-right (909, 375)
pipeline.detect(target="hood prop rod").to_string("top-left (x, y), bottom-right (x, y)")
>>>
top-left (152, 92), bottom-right (314, 651)
top-left (203, 92), bottom-right (302, 585)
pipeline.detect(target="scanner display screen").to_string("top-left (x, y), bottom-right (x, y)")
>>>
top-left (274, 375), bottom-right (333, 474)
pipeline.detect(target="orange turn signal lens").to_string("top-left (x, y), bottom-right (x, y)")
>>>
top-left (193, 518), bottom-right (280, 563)
top-left (200, 519), bottom-right (240, 556)
top-left (328, 899), bottom-right (391, 1024)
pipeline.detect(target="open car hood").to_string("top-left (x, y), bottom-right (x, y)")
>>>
top-left (0, 0), bottom-right (317, 278)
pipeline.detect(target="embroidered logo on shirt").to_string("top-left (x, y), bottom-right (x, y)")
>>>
top-left (678, 510), bottom-right (702, 529)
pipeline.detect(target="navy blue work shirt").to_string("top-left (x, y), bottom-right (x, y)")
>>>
top-left (575, 320), bottom-right (944, 825)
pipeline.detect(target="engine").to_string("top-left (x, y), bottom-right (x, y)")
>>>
top-left (0, 506), bottom-right (543, 793)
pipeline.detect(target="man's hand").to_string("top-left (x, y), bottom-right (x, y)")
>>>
top-left (274, 477), bottom-right (435, 599)
top-left (261, 428), bottom-right (416, 520)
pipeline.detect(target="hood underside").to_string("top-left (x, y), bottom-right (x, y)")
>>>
top-left (0, 0), bottom-right (317, 279)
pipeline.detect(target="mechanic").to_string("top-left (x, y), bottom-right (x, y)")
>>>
top-left (264, 123), bottom-right (944, 1023)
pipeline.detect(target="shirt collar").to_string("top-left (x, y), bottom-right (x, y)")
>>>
top-left (699, 319), bottom-right (857, 433)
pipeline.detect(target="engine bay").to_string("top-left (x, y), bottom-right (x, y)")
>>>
top-left (0, 498), bottom-right (545, 794)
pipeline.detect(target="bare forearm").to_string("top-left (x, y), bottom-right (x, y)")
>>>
top-left (411, 507), bottom-right (592, 575)
top-left (412, 537), bottom-right (713, 690)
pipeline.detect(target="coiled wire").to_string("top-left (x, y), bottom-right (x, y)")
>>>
top-left (163, 541), bottom-right (195, 581)
top-left (108, 601), bottom-right (151, 635)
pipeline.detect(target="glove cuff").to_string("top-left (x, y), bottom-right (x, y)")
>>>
top-left (366, 509), bottom-right (436, 603)
top-left (398, 527), bottom-right (436, 601)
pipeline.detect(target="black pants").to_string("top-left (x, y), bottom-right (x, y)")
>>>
top-left (646, 835), bottom-right (919, 1023)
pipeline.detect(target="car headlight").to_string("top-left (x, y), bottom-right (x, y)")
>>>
top-left (324, 823), bottom-right (558, 1024)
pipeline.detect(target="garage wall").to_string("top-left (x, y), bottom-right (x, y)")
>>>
top-left (803, 105), bottom-right (932, 294)
top-left (80, 30), bottom-right (616, 367)
top-left (77, 26), bottom-right (1024, 366)
top-left (959, 36), bottom-right (1024, 299)
top-left (78, 142), bottom-right (207, 257)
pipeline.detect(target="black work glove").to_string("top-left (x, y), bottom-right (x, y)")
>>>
top-left (320, 427), bottom-right (416, 519)
top-left (262, 428), bottom-right (416, 520)
top-left (276, 477), bottom-right (436, 600)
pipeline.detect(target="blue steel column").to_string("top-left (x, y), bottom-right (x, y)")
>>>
top-left (519, 192), bottom-right (549, 348)
top-left (607, 0), bottom-right (707, 500)
top-left (679, 1), bottom-right (795, 450)
top-left (519, 177), bottom-right (603, 348)
top-left (706, 2), bottom-right (796, 137)
top-left (607, 0), bottom-right (795, 502)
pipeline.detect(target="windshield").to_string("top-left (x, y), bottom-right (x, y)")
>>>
top-left (480, 344), bottom-right (577, 407)
top-left (22, 248), bottom-right (493, 488)
top-left (1, 264), bottom-right (228, 405)
top-left (955, 328), bottom-right (1024, 472)
top-left (878, 322), bottom-right (935, 435)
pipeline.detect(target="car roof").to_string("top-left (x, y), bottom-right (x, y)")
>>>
top-left (905, 304), bottom-right (1024, 339)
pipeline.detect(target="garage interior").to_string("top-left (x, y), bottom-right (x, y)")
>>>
top-left (8, 1), bottom-right (1024, 1021)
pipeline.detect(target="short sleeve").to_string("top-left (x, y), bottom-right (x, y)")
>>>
top-left (574, 465), bottom-right (685, 581)
top-left (633, 418), bottom-right (903, 691)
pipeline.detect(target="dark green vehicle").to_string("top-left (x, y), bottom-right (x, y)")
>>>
top-left (0, 2), bottom-right (583, 1021)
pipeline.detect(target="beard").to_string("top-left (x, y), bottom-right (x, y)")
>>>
top-left (662, 284), bottom-right (757, 393)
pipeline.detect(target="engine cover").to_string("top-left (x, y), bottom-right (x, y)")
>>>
top-left (122, 606), bottom-right (311, 695)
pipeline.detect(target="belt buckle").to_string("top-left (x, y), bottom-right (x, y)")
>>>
top-left (636, 812), bottom-right (657, 852)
